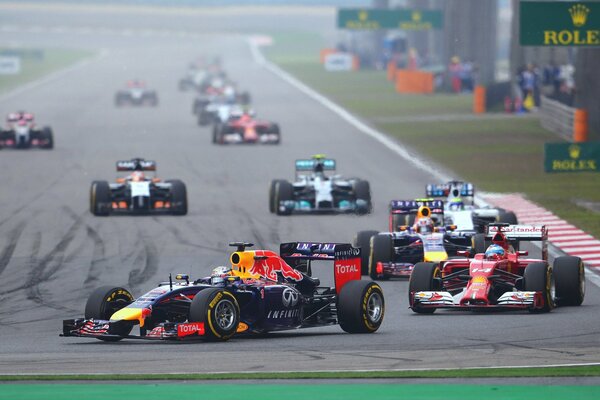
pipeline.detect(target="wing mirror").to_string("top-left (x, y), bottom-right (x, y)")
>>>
top-left (457, 250), bottom-right (470, 257)
top-left (517, 250), bottom-right (528, 256)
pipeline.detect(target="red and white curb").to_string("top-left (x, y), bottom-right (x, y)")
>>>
top-left (483, 193), bottom-right (600, 282)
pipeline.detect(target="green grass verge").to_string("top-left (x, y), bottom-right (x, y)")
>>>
top-left (0, 48), bottom-right (94, 94)
top-left (264, 32), bottom-right (600, 239)
top-left (1, 364), bottom-right (600, 380)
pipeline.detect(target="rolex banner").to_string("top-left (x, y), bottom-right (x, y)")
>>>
top-left (520, 1), bottom-right (600, 46)
top-left (544, 142), bottom-right (600, 173)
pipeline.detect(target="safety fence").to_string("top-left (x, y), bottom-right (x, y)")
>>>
top-left (540, 95), bottom-right (575, 140)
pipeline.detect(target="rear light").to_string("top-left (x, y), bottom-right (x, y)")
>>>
top-left (376, 262), bottom-right (383, 274)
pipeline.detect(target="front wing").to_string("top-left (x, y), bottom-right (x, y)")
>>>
top-left (61, 319), bottom-right (206, 341)
top-left (410, 290), bottom-right (546, 311)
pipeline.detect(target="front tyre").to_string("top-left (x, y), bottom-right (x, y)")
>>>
top-left (90, 180), bottom-right (111, 216)
top-left (167, 179), bottom-right (188, 215)
top-left (524, 262), bottom-right (554, 313)
top-left (408, 262), bottom-right (441, 314)
top-left (189, 288), bottom-right (240, 341)
top-left (338, 280), bottom-right (384, 334)
top-left (553, 256), bottom-right (585, 306)
top-left (85, 286), bottom-right (134, 341)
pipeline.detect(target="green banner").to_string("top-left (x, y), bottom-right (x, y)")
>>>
top-left (544, 142), bottom-right (600, 172)
top-left (337, 8), bottom-right (443, 30)
top-left (520, 1), bottom-right (600, 46)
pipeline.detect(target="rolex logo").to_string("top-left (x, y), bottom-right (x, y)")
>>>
top-left (412, 11), bottom-right (422, 22)
top-left (569, 4), bottom-right (590, 27)
top-left (569, 144), bottom-right (581, 159)
top-left (358, 10), bottom-right (368, 21)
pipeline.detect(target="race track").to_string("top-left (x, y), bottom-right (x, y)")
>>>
top-left (0, 5), bottom-right (599, 374)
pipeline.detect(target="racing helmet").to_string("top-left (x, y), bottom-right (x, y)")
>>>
top-left (416, 217), bottom-right (434, 234)
top-left (210, 266), bottom-right (231, 285)
top-left (448, 197), bottom-right (464, 211)
top-left (484, 244), bottom-right (506, 260)
top-left (131, 171), bottom-right (145, 182)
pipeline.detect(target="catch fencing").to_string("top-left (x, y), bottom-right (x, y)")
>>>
top-left (540, 95), bottom-right (574, 140)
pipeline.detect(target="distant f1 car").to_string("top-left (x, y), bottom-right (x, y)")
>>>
top-left (61, 242), bottom-right (384, 342)
top-left (213, 111), bottom-right (279, 144)
top-left (115, 80), bottom-right (158, 106)
top-left (425, 181), bottom-right (517, 232)
top-left (270, 155), bottom-right (371, 215)
top-left (409, 223), bottom-right (585, 313)
top-left (90, 158), bottom-right (187, 216)
top-left (354, 199), bottom-right (476, 279)
top-left (0, 111), bottom-right (53, 149)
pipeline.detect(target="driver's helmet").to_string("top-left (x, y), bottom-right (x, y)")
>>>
top-left (131, 171), bottom-right (145, 182)
top-left (448, 197), bottom-right (464, 211)
top-left (415, 217), bottom-right (434, 234)
top-left (484, 244), bottom-right (506, 260)
top-left (210, 266), bottom-right (231, 285)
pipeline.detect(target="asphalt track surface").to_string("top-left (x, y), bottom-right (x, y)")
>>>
top-left (0, 5), bottom-right (599, 375)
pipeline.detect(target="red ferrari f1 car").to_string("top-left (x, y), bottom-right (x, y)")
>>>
top-left (213, 111), bottom-right (280, 145)
top-left (408, 223), bottom-right (585, 313)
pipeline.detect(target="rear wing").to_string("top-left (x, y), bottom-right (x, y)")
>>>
top-left (389, 199), bottom-right (444, 214)
top-left (116, 159), bottom-right (157, 172)
top-left (280, 242), bottom-right (360, 294)
top-left (295, 159), bottom-right (336, 172)
top-left (426, 181), bottom-right (474, 198)
top-left (486, 223), bottom-right (548, 260)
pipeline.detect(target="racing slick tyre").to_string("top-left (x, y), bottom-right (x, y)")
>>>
top-left (85, 286), bottom-right (134, 341)
top-left (40, 127), bottom-right (53, 149)
top-left (369, 234), bottom-right (393, 280)
top-left (189, 288), bottom-right (240, 341)
top-left (274, 180), bottom-right (294, 216)
top-left (198, 111), bottom-right (211, 126)
top-left (239, 91), bottom-right (251, 105)
top-left (472, 233), bottom-right (488, 255)
top-left (167, 179), bottom-right (188, 215)
top-left (90, 180), bottom-right (111, 216)
top-left (353, 180), bottom-right (372, 214)
top-left (553, 256), bottom-right (585, 306)
top-left (353, 230), bottom-right (379, 275)
top-left (408, 262), bottom-right (441, 314)
top-left (338, 280), bottom-right (384, 334)
top-left (270, 123), bottom-right (281, 145)
top-left (524, 262), bottom-right (555, 313)
top-left (269, 179), bottom-right (286, 213)
top-left (148, 93), bottom-right (159, 107)
top-left (498, 210), bottom-right (518, 225)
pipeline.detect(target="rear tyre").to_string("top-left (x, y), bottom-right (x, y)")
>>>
top-left (408, 262), bottom-right (441, 314)
top-left (167, 179), bottom-right (188, 215)
top-left (524, 262), bottom-right (554, 313)
top-left (85, 286), bottom-right (134, 341)
top-left (274, 180), bottom-right (294, 216)
top-left (553, 256), bottom-right (585, 306)
top-left (189, 288), bottom-right (240, 341)
top-left (369, 234), bottom-right (393, 280)
top-left (498, 210), bottom-right (518, 225)
top-left (472, 233), bottom-right (488, 255)
top-left (353, 230), bottom-right (379, 275)
top-left (338, 280), bottom-right (384, 334)
top-left (90, 180), bottom-right (111, 216)
top-left (353, 180), bottom-right (372, 214)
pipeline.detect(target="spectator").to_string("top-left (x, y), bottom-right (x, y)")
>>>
top-left (448, 56), bottom-right (462, 93)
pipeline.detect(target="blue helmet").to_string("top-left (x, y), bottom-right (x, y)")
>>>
top-left (485, 244), bottom-right (505, 260)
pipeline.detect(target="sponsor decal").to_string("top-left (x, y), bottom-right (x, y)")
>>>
top-left (209, 292), bottom-right (223, 308)
top-left (267, 309), bottom-right (300, 319)
top-left (249, 251), bottom-right (303, 282)
top-left (236, 322), bottom-right (249, 333)
top-left (177, 322), bottom-right (205, 337)
top-left (472, 276), bottom-right (488, 284)
top-left (282, 287), bottom-right (299, 308)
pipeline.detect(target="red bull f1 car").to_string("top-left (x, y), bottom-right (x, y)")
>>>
top-left (61, 242), bottom-right (385, 342)
top-left (213, 111), bottom-right (279, 144)
top-left (354, 199), bottom-right (476, 279)
top-left (90, 158), bottom-right (187, 216)
top-left (409, 223), bottom-right (585, 313)
top-left (270, 155), bottom-right (371, 215)
top-left (115, 80), bottom-right (158, 107)
top-left (0, 111), bottom-right (53, 149)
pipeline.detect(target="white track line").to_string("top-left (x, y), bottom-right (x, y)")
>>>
top-left (249, 38), bottom-right (600, 289)
top-left (0, 48), bottom-right (110, 102)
